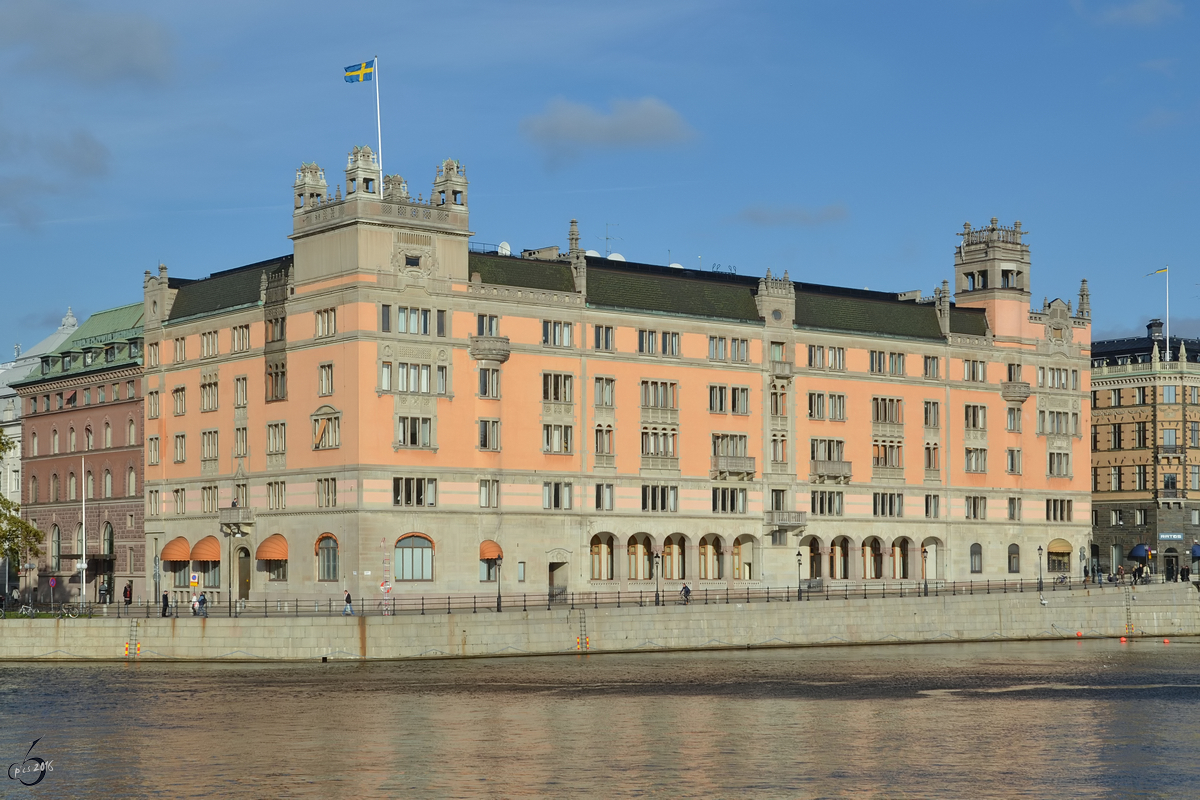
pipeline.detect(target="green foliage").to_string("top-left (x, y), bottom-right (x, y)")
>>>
top-left (0, 431), bottom-right (44, 563)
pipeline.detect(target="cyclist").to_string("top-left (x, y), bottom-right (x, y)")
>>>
top-left (679, 583), bottom-right (692, 605)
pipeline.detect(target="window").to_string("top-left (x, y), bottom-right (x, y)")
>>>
top-left (925, 494), bottom-right (940, 519)
top-left (267, 316), bottom-right (286, 342)
top-left (235, 377), bottom-right (248, 408)
top-left (1046, 498), bottom-right (1073, 522)
top-left (318, 364), bottom-right (334, 396)
top-left (231, 324), bottom-right (250, 352)
top-left (770, 389), bottom-right (787, 417)
top-left (267, 422), bottom-right (286, 454)
top-left (148, 437), bottom-right (160, 465)
top-left (1008, 544), bottom-right (1020, 573)
top-left (543, 373), bottom-right (574, 402)
top-left (1007, 407), bottom-right (1021, 432)
top-left (770, 435), bottom-right (788, 463)
top-left (380, 362), bottom-right (392, 391)
top-left (173, 337), bottom-right (186, 362)
top-left (479, 368), bottom-right (500, 398)
top-left (594, 377), bottom-right (615, 407)
top-left (313, 413), bottom-right (340, 449)
top-left (436, 310), bottom-right (446, 337)
top-left (479, 479), bottom-right (500, 508)
top-left (711, 486), bottom-right (746, 513)
top-left (964, 448), bottom-right (987, 473)
top-left (708, 336), bottom-right (727, 360)
top-left (593, 325), bottom-right (613, 350)
top-left (594, 483), bottom-right (614, 511)
top-left (595, 425), bottom-right (613, 455)
top-left (396, 416), bottom-right (432, 448)
top-left (924, 444), bottom-right (939, 470)
top-left (173, 434), bottom-right (186, 463)
top-left (731, 338), bottom-right (749, 362)
top-left (477, 314), bottom-right (499, 336)
top-left (317, 536), bottom-right (338, 581)
top-left (807, 345), bottom-right (825, 368)
top-left (233, 483), bottom-right (247, 508)
top-left (970, 543), bottom-right (983, 573)
top-left (661, 331), bottom-right (681, 356)
top-left (889, 353), bottom-right (905, 375)
top-left (478, 419), bottom-right (500, 450)
top-left (1048, 451), bottom-right (1070, 477)
top-left (201, 331), bottom-right (219, 358)
top-left (808, 392), bottom-right (825, 420)
top-left (810, 438), bottom-right (845, 461)
top-left (543, 481), bottom-right (572, 509)
top-left (201, 486), bottom-right (218, 514)
top-left (317, 478), bottom-right (337, 508)
top-left (542, 320), bottom-right (573, 347)
top-left (266, 362), bottom-right (287, 401)
top-left (201, 430), bottom-right (219, 463)
top-left (964, 360), bottom-right (986, 382)
top-left (964, 404), bottom-right (986, 430)
top-left (869, 350), bottom-right (886, 374)
top-left (85, 427), bottom-right (93, 451)
top-left (828, 347), bottom-right (845, 370)
top-left (731, 387), bottom-right (750, 415)
top-left (147, 342), bottom-right (159, 367)
top-left (173, 488), bottom-right (186, 515)
top-left (965, 495), bottom-right (987, 519)
top-left (147, 391), bottom-right (159, 419)
top-left (871, 397), bottom-right (902, 423)
top-left (127, 419), bottom-right (136, 445)
top-left (313, 308), bottom-right (337, 338)
top-left (923, 356), bottom-right (940, 379)
top-left (637, 329), bottom-right (657, 354)
top-left (1110, 509), bottom-right (1123, 526)
top-left (712, 433), bottom-right (749, 457)
top-left (396, 535), bottom-right (433, 581)
top-left (1008, 497), bottom-right (1021, 521)
top-left (924, 401), bottom-right (940, 428)
top-left (104, 423), bottom-right (112, 448)
top-left (234, 426), bottom-right (247, 458)
top-left (872, 493), bottom-right (903, 517)
top-left (148, 490), bottom-right (159, 517)
top-left (172, 388), bottom-right (186, 415)
top-left (1041, 411), bottom-right (1071, 435)
top-left (200, 380), bottom-right (218, 412)
top-left (873, 440), bottom-right (903, 467)
top-left (639, 484), bottom-right (678, 512)
top-left (393, 477), bottom-right (437, 507)
top-left (267, 481), bottom-right (287, 509)
top-left (828, 393), bottom-right (846, 421)
top-left (1006, 448), bottom-right (1022, 474)
top-left (811, 490), bottom-right (843, 516)
top-left (709, 385), bottom-right (727, 413)
top-left (543, 424), bottom-right (574, 454)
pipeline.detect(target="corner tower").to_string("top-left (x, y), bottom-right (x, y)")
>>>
top-left (954, 218), bottom-right (1031, 337)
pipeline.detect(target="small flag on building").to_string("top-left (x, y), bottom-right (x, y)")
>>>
top-left (344, 60), bottom-right (375, 83)
top-left (1147, 267), bottom-right (1168, 276)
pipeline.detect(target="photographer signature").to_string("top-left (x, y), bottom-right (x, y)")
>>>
top-left (7, 738), bottom-right (52, 786)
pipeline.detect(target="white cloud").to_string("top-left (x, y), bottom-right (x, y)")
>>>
top-left (733, 204), bottom-right (848, 228)
top-left (521, 97), bottom-right (695, 166)
top-left (1098, 0), bottom-right (1183, 26)
top-left (0, 125), bottom-right (110, 226)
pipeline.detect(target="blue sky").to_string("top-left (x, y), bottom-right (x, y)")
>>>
top-left (1, 0), bottom-right (1196, 350)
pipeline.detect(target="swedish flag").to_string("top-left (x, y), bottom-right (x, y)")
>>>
top-left (1147, 267), bottom-right (1168, 276)
top-left (344, 60), bottom-right (375, 83)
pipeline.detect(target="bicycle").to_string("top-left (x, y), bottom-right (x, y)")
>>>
top-left (1054, 575), bottom-right (1070, 586)
top-left (19, 604), bottom-right (36, 619)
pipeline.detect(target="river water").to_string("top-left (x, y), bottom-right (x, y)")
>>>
top-left (3, 639), bottom-right (1200, 798)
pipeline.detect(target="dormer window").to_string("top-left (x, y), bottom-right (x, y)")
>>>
top-left (104, 345), bottom-right (115, 363)
top-left (129, 340), bottom-right (141, 358)
top-left (62, 354), bottom-right (72, 371)
top-left (84, 351), bottom-right (95, 366)
top-left (41, 358), bottom-right (50, 375)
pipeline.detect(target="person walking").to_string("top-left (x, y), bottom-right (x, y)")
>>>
top-left (1117, 564), bottom-right (1125, 583)
top-left (343, 589), bottom-right (354, 616)
top-left (191, 593), bottom-right (199, 616)
top-left (161, 591), bottom-right (169, 618)
top-left (123, 582), bottom-right (133, 607)
top-left (198, 592), bottom-right (208, 617)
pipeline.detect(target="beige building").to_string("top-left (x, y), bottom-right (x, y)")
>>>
top-left (142, 146), bottom-right (1093, 606)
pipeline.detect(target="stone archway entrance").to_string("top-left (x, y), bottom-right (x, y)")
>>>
top-left (547, 547), bottom-right (569, 602)
top-left (237, 547), bottom-right (251, 600)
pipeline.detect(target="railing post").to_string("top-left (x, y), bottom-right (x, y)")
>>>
top-left (447, 595), bottom-right (451, 615)
top-left (594, 592), bottom-right (598, 609)
top-left (523, 593), bottom-right (527, 612)
top-left (473, 595), bottom-right (477, 613)
top-left (421, 596), bottom-right (425, 616)
top-left (549, 592), bottom-right (553, 611)
top-left (616, 590), bottom-right (620, 608)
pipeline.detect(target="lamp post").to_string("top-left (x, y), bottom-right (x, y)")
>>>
top-left (653, 548), bottom-right (662, 607)
top-left (1037, 545), bottom-right (1044, 592)
top-left (921, 547), bottom-right (929, 597)
top-left (495, 556), bottom-right (503, 612)
top-left (795, 546), bottom-right (804, 601)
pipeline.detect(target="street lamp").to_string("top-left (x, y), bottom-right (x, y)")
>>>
top-left (795, 546), bottom-right (804, 601)
top-left (495, 556), bottom-right (503, 612)
top-left (1037, 545), bottom-right (1044, 592)
top-left (922, 547), bottom-right (929, 597)
top-left (653, 548), bottom-right (662, 607)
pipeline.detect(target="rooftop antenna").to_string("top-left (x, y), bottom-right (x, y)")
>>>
top-left (597, 223), bottom-right (621, 256)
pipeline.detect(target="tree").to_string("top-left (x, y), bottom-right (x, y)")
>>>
top-left (0, 431), bottom-right (44, 569)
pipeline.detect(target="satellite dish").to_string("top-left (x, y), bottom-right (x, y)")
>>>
top-left (608, 253), bottom-right (626, 261)
top-left (498, 241), bottom-right (511, 256)
top-left (585, 249), bottom-right (601, 257)
top-left (669, 262), bottom-right (684, 269)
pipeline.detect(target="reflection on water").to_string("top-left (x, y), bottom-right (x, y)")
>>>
top-left (3, 640), bottom-right (1200, 798)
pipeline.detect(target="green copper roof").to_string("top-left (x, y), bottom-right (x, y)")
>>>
top-left (167, 255), bottom-right (292, 322)
top-left (12, 302), bottom-right (144, 387)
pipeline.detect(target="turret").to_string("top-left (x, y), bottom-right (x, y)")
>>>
top-left (954, 218), bottom-right (1031, 298)
top-left (432, 158), bottom-right (468, 211)
top-left (344, 145), bottom-right (380, 197)
top-left (294, 162), bottom-right (327, 213)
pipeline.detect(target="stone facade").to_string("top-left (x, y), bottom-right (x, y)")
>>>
top-left (142, 148), bottom-right (1093, 606)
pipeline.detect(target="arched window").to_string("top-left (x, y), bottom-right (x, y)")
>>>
top-left (970, 543), bottom-right (983, 573)
top-left (590, 534), bottom-right (614, 580)
top-left (50, 474), bottom-right (59, 502)
top-left (733, 536), bottom-right (754, 580)
top-left (85, 427), bottom-right (93, 451)
top-left (317, 535), bottom-right (339, 581)
top-left (626, 535), bottom-right (653, 580)
top-left (86, 471), bottom-right (94, 499)
top-left (663, 534), bottom-right (686, 580)
top-left (594, 425), bottom-right (613, 455)
top-left (127, 419), bottom-right (136, 445)
top-left (104, 423), bottom-right (112, 448)
top-left (395, 534), bottom-right (433, 581)
top-left (699, 535), bottom-right (724, 580)
top-left (28, 475), bottom-right (38, 503)
top-left (102, 522), bottom-right (114, 555)
top-left (51, 429), bottom-right (59, 454)
top-left (103, 470), bottom-right (112, 498)
top-left (50, 525), bottom-right (61, 570)
top-left (69, 427), bottom-right (76, 452)
top-left (68, 472), bottom-right (77, 500)
top-left (30, 431), bottom-right (38, 456)
top-left (1008, 544), bottom-right (1020, 574)
top-left (127, 467), bottom-right (136, 496)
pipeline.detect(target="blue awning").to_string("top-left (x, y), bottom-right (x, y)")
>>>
top-left (1191, 545), bottom-right (1200, 559)
top-left (1129, 544), bottom-right (1150, 559)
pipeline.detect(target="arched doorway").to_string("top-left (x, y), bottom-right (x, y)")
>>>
top-left (800, 535), bottom-right (823, 579)
top-left (732, 536), bottom-right (755, 580)
top-left (892, 538), bottom-right (911, 580)
top-left (590, 534), bottom-right (615, 581)
top-left (699, 535), bottom-right (724, 580)
top-left (1046, 538), bottom-right (1072, 575)
top-left (864, 537), bottom-right (884, 579)
top-left (663, 534), bottom-right (687, 581)
top-left (921, 537), bottom-right (942, 581)
top-left (1164, 547), bottom-right (1179, 580)
top-left (237, 546), bottom-right (251, 599)
top-left (830, 536), bottom-right (852, 580)
top-left (627, 534), bottom-right (654, 580)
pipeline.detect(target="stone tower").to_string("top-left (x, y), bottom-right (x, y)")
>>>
top-left (953, 218), bottom-right (1032, 337)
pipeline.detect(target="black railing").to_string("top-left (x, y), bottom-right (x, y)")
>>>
top-left (1, 574), bottom-right (1179, 620)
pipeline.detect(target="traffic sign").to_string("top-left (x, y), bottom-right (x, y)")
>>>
top-left (48, 577), bottom-right (56, 588)
top-left (190, 573), bottom-right (199, 587)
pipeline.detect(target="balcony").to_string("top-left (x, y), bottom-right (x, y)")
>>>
top-left (1161, 488), bottom-right (1181, 498)
top-left (640, 455), bottom-right (680, 472)
top-left (1159, 445), bottom-right (1184, 456)
top-left (467, 335), bottom-right (511, 363)
top-left (219, 506), bottom-right (255, 536)
top-left (872, 465), bottom-right (905, 482)
top-left (640, 406), bottom-right (679, 425)
top-left (542, 401), bottom-right (574, 417)
top-left (711, 455), bottom-right (756, 478)
top-left (1000, 381), bottom-right (1032, 403)
top-left (770, 360), bottom-right (794, 379)
top-left (593, 454), bottom-right (615, 469)
top-left (963, 428), bottom-right (987, 444)
top-left (871, 421), bottom-right (904, 438)
top-left (765, 510), bottom-right (807, 529)
top-left (810, 459), bottom-right (852, 483)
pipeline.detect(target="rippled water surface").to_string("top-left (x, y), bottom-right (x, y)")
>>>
top-left (3, 640), bottom-right (1200, 798)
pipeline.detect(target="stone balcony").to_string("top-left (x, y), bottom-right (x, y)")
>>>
top-left (872, 465), bottom-right (905, 482)
top-left (467, 335), bottom-right (511, 363)
top-left (593, 454), bottom-right (615, 469)
top-left (1000, 381), bottom-right (1032, 403)
top-left (711, 455), bottom-right (756, 478)
top-left (770, 360), bottom-right (794, 379)
top-left (219, 506), bottom-right (255, 536)
top-left (641, 406), bottom-right (679, 425)
top-left (764, 510), bottom-right (807, 529)
top-left (810, 459), bottom-right (852, 483)
top-left (640, 455), bottom-right (680, 472)
top-left (872, 421), bottom-right (904, 438)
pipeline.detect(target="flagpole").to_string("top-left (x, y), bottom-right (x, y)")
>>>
top-left (80, 455), bottom-right (86, 606)
top-left (1166, 266), bottom-right (1170, 361)
top-left (374, 54), bottom-right (382, 195)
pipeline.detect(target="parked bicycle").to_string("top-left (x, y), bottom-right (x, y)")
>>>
top-left (56, 603), bottom-right (92, 619)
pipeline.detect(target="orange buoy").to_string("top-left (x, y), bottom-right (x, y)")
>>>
top-left (1164, 639), bottom-right (1170, 644)
top-left (1076, 631), bottom-right (1082, 637)
top-left (1120, 636), bottom-right (1127, 643)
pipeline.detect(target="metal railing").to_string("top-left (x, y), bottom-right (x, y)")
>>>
top-left (2, 574), bottom-right (1177, 620)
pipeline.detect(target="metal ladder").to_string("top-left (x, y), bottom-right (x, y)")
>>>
top-left (577, 609), bottom-right (589, 651)
top-left (127, 620), bottom-right (140, 657)
top-left (1123, 587), bottom-right (1134, 637)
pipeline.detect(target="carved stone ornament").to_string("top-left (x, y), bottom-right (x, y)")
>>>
top-left (546, 548), bottom-right (571, 563)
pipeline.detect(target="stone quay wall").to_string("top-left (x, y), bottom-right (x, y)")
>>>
top-left (1, 583), bottom-right (1197, 662)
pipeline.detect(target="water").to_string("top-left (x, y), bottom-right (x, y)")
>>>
top-left (3, 639), bottom-right (1200, 798)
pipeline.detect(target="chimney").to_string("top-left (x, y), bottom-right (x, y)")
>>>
top-left (1148, 319), bottom-right (1164, 340)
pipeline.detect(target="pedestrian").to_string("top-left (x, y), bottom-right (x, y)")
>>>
top-left (343, 589), bottom-right (354, 616)
top-left (198, 592), bottom-right (208, 617)
top-left (191, 593), bottom-right (199, 616)
top-left (1084, 565), bottom-right (1090, 584)
top-left (1117, 564), bottom-right (1125, 583)
top-left (161, 591), bottom-right (169, 618)
top-left (123, 582), bottom-right (133, 606)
